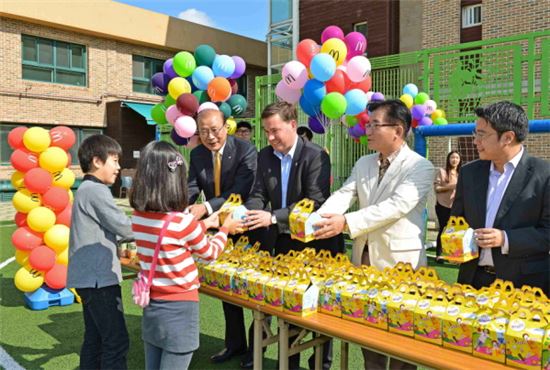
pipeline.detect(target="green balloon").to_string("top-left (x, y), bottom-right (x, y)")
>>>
top-left (321, 92), bottom-right (347, 119)
top-left (345, 115), bottom-right (358, 127)
top-left (163, 94), bottom-right (176, 107)
top-left (194, 44), bottom-right (216, 67)
top-left (359, 135), bottom-right (369, 146)
top-left (173, 51), bottom-right (196, 77)
top-left (218, 102), bottom-right (232, 119)
top-left (151, 103), bottom-right (167, 125)
top-left (193, 90), bottom-right (210, 104)
top-left (414, 92), bottom-right (429, 105)
top-left (434, 117), bottom-right (448, 125)
top-left (228, 94), bottom-right (248, 117)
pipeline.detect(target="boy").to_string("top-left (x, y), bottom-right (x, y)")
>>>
top-left (67, 134), bottom-right (133, 370)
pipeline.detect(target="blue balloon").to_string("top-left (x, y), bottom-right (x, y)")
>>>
top-left (344, 89), bottom-right (367, 115)
top-left (403, 83), bottom-right (419, 98)
top-left (310, 53), bottom-right (336, 82)
top-left (303, 79), bottom-right (326, 106)
top-left (192, 66), bottom-right (214, 90)
top-left (212, 55), bottom-right (235, 78)
top-left (299, 95), bottom-right (321, 117)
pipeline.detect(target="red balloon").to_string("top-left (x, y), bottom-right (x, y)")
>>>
top-left (356, 112), bottom-right (370, 125)
top-left (297, 39), bottom-right (320, 67)
top-left (228, 79), bottom-right (238, 95)
top-left (176, 93), bottom-right (199, 116)
top-left (24, 168), bottom-right (53, 194)
top-left (10, 148), bottom-right (39, 173)
top-left (350, 75), bottom-right (372, 93)
top-left (45, 263), bottom-right (67, 289)
top-left (49, 126), bottom-right (76, 151)
top-left (56, 204), bottom-right (72, 227)
top-left (411, 118), bottom-right (419, 129)
top-left (42, 186), bottom-right (70, 212)
top-left (8, 127), bottom-right (28, 150)
top-left (14, 212), bottom-right (27, 227)
top-left (11, 226), bottom-right (43, 251)
top-left (325, 69), bottom-right (350, 94)
top-left (29, 245), bottom-right (57, 271)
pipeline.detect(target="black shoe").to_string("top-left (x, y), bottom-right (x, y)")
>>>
top-left (435, 256), bottom-right (444, 264)
top-left (240, 357), bottom-right (253, 369)
top-left (210, 348), bottom-right (247, 363)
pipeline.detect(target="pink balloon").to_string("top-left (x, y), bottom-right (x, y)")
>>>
top-left (346, 56), bottom-right (371, 83)
top-left (275, 80), bottom-right (301, 104)
top-left (321, 25), bottom-right (344, 43)
top-left (165, 105), bottom-right (182, 125)
top-left (174, 116), bottom-right (197, 138)
top-left (281, 61), bottom-right (308, 89)
top-left (344, 32), bottom-right (367, 60)
top-left (197, 102), bottom-right (219, 113)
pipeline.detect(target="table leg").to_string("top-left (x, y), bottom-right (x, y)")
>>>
top-left (314, 333), bottom-right (322, 370)
top-left (253, 310), bottom-right (264, 370)
top-left (278, 318), bottom-right (289, 370)
top-left (340, 341), bottom-right (349, 370)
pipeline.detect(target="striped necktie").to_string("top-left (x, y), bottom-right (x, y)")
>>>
top-left (214, 151), bottom-right (221, 197)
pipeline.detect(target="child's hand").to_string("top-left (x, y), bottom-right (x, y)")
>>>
top-left (203, 211), bottom-right (220, 229)
top-left (222, 213), bottom-right (244, 235)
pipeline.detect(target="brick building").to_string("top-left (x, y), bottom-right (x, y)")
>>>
top-left (0, 0), bottom-right (267, 198)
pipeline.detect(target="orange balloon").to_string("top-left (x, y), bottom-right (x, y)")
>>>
top-left (207, 77), bottom-right (232, 102)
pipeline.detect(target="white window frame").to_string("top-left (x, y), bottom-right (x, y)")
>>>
top-left (462, 4), bottom-right (482, 28)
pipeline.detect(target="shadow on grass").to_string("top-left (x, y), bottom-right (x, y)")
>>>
top-left (0, 276), bottom-right (26, 307)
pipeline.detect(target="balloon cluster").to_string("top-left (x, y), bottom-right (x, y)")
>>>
top-left (8, 126), bottom-right (75, 293)
top-left (276, 25), bottom-right (372, 137)
top-left (400, 83), bottom-right (448, 128)
top-left (149, 44), bottom-right (248, 145)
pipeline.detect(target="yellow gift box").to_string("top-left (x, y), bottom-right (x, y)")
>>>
top-left (219, 193), bottom-right (243, 225)
top-left (414, 288), bottom-right (448, 345)
top-left (341, 268), bottom-right (371, 324)
top-left (246, 259), bottom-right (273, 304)
top-left (289, 199), bottom-right (322, 243)
top-left (365, 283), bottom-right (392, 330)
top-left (505, 308), bottom-right (548, 369)
top-left (441, 216), bottom-right (479, 263)
top-left (388, 283), bottom-right (419, 337)
top-left (472, 306), bottom-right (509, 363)
top-left (442, 294), bottom-right (479, 353)
top-left (283, 267), bottom-right (319, 317)
top-left (264, 265), bottom-right (290, 311)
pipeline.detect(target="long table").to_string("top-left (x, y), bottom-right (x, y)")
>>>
top-left (120, 259), bottom-right (512, 370)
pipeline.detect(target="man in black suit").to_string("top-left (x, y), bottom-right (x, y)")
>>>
top-left (187, 109), bottom-right (258, 363)
top-left (243, 101), bottom-right (344, 369)
top-left (451, 101), bottom-right (549, 295)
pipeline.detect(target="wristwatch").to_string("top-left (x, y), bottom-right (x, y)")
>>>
top-left (271, 214), bottom-right (277, 224)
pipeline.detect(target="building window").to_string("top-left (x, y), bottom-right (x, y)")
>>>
top-left (462, 4), bottom-right (482, 28)
top-left (132, 55), bottom-right (164, 94)
top-left (353, 22), bottom-right (368, 39)
top-left (236, 74), bottom-right (248, 100)
top-left (21, 35), bottom-right (87, 86)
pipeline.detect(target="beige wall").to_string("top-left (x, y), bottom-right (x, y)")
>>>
top-left (400, 0), bottom-right (423, 53)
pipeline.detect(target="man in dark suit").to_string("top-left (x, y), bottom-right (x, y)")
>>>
top-left (242, 101), bottom-right (344, 369)
top-left (187, 109), bottom-right (258, 363)
top-left (451, 101), bottom-right (550, 295)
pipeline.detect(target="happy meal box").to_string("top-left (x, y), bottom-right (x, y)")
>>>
top-left (414, 288), bottom-right (448, 345)
top-left (246, 259), bottom-right (273, 304)
top-left (505, 308), bottom-right (548, 369)
top-left (472, 307), bottom-right (509, 363)
top-left (341, 270), bottom-right (371, 323)
top-left (442, 295), bottom-right (479, 353)
top-left (283, 268), bottom-right (319, 316)
top-left (364, 283), bottom-right (392, 330)
top-left (264, 265), bottom-right (291, 311)
top-left (441, 216), bottom-right (479, 263)
top-left (543, 325), bottom-right (550, 370)
top-left (219, 193), bottom-right (243, 225)
top-left (319, 275), bottom-right (346, 317)
top-left (232, 262), bottom-right (255, 300)
top-left (388, 283), bottom-right (419, 337)
top-left (289, 199), bottom-right (322, 243)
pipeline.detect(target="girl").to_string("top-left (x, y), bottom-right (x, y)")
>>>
top-left (130, 141), bottom-right (241, 370)
top-left (434, 150), bottom-right (462, 262)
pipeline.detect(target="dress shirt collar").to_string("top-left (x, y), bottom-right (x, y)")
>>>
top-left (274, 136), bottom-right (299, 160)
top-left (489, 146), bottom-right (523, 175)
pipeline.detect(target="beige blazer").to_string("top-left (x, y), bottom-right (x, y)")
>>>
top-left (318, 145), bottom-right (435, 270)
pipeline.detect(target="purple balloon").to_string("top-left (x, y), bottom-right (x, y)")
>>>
top-left (345, 32), bottom-right (367, 60)
top-left (170, 129), bottom-right (189, 146)
top-left (321, 25), bottom-right (344, 43)
top-left (419, 116), bottom-right (433, 126)
top-left (151, 72), bottom-right (171, 95)
top-left (370, 92), bottom-right (385, 102)
top-left (411, 104), bottom-right (427, 120)
top-left (163, 58), bottom-right (178, 79)
top-left (348, 123), bottom-right (365, 138)
top-left (308, 116), bottom-right (326, 134)
top-left (229, 56), bottom-right (246, 79)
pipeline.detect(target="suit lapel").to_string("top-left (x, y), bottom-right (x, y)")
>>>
top-left (494, 153), bottom-right (531, 227)
top-left (220, 136), bottom-right (234, 192)
top-left (474, 161), bottom-right (490, 228)
top-left (198, 145), bottom-right (214, 194)
top-left (372, 146), bottom-right (408, 204)
top-left (268, 147), bottom-right (283, 209)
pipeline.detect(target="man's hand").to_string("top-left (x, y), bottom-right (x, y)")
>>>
top-left (313, 214), bottom-right (346, 239)
top-left (188, 204), bottom-right (207, 220)
top-left (474, 228), bottom-right (504, 248)
top-left (244, 210), bottom-right (273, 230)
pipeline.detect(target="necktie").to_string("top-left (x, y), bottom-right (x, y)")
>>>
top-left (214, 151), bottom-right (221, 197)
top-left (378, 157), bottom-right (390, 185)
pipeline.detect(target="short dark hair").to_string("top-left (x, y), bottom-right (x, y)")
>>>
top-left (130, 141), bottom-right (188, 212)
top-left (237, 121), bottom-right (252, 131)
top-left (261, 101), bottom-right (297, 122)
top-left (78, 134), bottom-right (122, 173)
top-left (297, 126), bottom-right (313, 141)
top-left (367, 100), bottom-right (411, 138)
top-left (474, 101), bottom-right (528, 142)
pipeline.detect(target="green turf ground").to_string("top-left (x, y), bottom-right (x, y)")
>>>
top-left (0, 223), bottom-right (457, 369)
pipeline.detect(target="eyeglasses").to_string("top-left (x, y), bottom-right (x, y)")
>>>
top-left (472, 130), bottom-right (496, 140)
top-left (364, 123), bottom-right (400, 131)
top-left (198, 125), bottom-right (226, 137)
top-left (236, 128), bottom-right (251, 135)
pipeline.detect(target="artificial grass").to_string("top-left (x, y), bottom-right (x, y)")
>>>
top-left (0, 222), bottom-right (457, 369)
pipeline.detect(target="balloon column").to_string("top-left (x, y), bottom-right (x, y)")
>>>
top-left (149, 44), bottom-right (248, 145)
top-left (399, 83), bottom-right (449, 128)
top-left (9, 126), bottom-right (76, 308)
top-left (276, 25), bottom-right (372, 137)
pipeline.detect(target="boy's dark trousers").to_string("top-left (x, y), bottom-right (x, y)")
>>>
top-left (76, 285), bottom-right (129, 370)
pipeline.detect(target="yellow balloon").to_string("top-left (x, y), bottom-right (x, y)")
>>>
top-left (14, 266), bottom-right (44, 292)
top-left (11, 171), bottom-right (26, 190)
top-left (56, 247), bottom-right (69, 266)
top-left (168, 77), bottom-right (191, 99)
top-left (321, 38), bottom-right (347, 66)
top-left (27, 206), bottom-right (56, 233)
top-left (39, 147), bottom-right (68, 173)
top-left (15, 250), bottom-right (30, 266)
top-left (12, 189), bottom-right (42, 213)
top-left (68, 189), bottom-right (74, 203)
top-left (52, 168), bottom-right (76, 189)
top-left (226, 118), bottom-right (237, 135)
top-left (44, 224), bottom-right (70, 253)
top-left (400, 94), bottom-right (414, 109)
top-left (431, 109), bottom-right (446, 120)
top-left (23, 127), bottom-right (51, 153)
